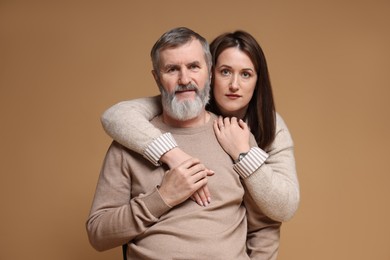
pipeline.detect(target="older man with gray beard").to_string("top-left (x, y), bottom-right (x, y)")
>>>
top-left (87, 27), bottom-right (280, 260)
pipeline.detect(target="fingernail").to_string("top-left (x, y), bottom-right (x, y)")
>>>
top-left (207, 197), bottom-right (211, 203)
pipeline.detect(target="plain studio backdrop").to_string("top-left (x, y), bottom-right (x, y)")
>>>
top-left (1, 1), bottom-right (389, 259)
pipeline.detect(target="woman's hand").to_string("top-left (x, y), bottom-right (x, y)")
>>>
top-left (213, 116), bottom-right (251, 161)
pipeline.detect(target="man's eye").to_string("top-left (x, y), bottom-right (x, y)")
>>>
top-left (190, 65), bottom-right (200, 70)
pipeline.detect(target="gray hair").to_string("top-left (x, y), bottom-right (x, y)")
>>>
top-left (150, 27), bottom-right (212, 77)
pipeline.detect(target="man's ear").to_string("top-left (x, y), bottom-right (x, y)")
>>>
top-left (151, 70), bottom-right (159, 83)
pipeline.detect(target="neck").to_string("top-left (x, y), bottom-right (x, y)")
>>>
top-left (162, 110), bottom-right (210, 128)
top-left (218, 104), bottom-right (248, 120)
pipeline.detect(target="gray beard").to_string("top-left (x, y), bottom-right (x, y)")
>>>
top-left (159, 82), bottom-right (210, 121)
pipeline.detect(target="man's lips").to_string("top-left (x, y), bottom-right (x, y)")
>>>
top-left (175, 89), bottom-right (196, 98)
top-left (176, 89), bottom-right (195, 94)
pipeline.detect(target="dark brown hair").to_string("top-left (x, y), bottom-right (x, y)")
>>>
top-left (206, 31), bottom-right (276, 149)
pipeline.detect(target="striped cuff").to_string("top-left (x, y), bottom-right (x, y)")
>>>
top-left (233, 147), bottom-right (269, 178)
top-left (144, 133), bottom-right (178, 166)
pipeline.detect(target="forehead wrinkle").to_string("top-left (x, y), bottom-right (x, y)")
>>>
top-left (159, 41), bottom-right (206, 67)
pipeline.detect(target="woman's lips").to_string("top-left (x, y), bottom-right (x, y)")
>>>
top-left (225, 94), bottom-right (241, 99)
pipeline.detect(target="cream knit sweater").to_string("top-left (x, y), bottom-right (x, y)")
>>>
top-left (87, 114), bottom-right (280, 259)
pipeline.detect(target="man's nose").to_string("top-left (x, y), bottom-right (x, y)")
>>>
top-left (178, 69), bottom-right (191, 86)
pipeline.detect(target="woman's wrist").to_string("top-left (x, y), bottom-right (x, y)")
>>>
top-left (233, 147), bottom-right (269, 178)
top-left (144, 133), bottom-right (178, 166)
top-left (231, 145), bottom-right (251, 163)
top-left (160, 147), bottom-right (192, 169)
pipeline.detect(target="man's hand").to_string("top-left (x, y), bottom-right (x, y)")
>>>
top-left (160, 147), bottom-right (214, 207)
top-left (158, 158), bottom-right (214, 207)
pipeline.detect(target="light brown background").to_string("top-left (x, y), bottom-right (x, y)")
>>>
top-left (1, 1), bottom-right (389, 259)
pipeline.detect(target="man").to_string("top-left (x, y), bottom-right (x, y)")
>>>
top-left (86, 27), bottom-right (279, 259)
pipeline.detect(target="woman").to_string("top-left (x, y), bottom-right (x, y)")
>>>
top-left (101, 31), bottom-right (299, 222)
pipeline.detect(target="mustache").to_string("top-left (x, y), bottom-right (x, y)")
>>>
top-left (174, 83), bottom-right (198, 93)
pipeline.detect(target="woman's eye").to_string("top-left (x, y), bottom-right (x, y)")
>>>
top-left (221, 69), bottom-right (231, 76)
top-left (242, 72), bottom-right (251, 78)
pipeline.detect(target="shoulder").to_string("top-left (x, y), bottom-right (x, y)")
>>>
top-left (275, 112), bottom-right (291, 133)
top-left (265, 112), bottom-right (294, 153)
top-left (115, 95), bottom-right (161, 108)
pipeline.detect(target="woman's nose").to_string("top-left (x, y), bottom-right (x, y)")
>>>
top-left (229, 76), bottom-right (239, 91)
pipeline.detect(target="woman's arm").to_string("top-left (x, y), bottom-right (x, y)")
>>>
top-left (213, 113), bottom-right (300, 222)
top-left (102, 96), bottom-right (190, 167)
top-left (101, 96), bottom-right (211, 206)
top-left (101, 96), bottom-right (171, 165)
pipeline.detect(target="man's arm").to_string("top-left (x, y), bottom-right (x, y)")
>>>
top-left (86, 142), bottom-right (212, 251)
top-left (86, 142), bottom-right (171, 251)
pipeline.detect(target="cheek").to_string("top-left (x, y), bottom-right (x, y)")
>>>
top-left (212, 82), bottom-right (225, 101)
top-left (160, 77), bottom-right (176, 91)
top-left (244, 81), bottom-right (256, 96)
top-left (213, 76), bottom-right (229, 92)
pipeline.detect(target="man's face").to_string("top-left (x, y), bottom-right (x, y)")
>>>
top-left (153, 39), bottom-right (210, 120)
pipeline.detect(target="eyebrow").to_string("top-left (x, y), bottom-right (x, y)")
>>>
top-left (188, 61), bottom-right (201, 67)
top-left (163, 64), bottom-right (179, 70)
top-left (162, 61), bottom-right (202, 71)
top-left (217, 64), bottom-right (255, 71)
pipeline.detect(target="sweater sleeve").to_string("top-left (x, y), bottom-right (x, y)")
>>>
top-left (240, 113), bottom-right (300, 222)
top-left (101, 96), bottom-right (177, 166)
top-left (86, 142), bottom-right (171, 251)
top-left (244, 187), bottom-right (281, 260)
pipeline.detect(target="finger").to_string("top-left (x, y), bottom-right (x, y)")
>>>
top-left (218, 116), bottom-right (224, 129)
top-left (187, 163), bottom-right (206, 176)
top-left (223, 116), bottom-right (231, 126)
top-left (238, 119), bottom-right (248, 130)
top-left (192, 169), bottom-right (208, 183)
top-left (213, 120), bottom-right (221, 134)
top-left (180, 157), bottom-right (201, 169)
top-left (201, 185), bottom-right (211, 204)
top-left (193, 176), bottom-right (209, 194)
top-left (206, 168), bottom-right (215, 176)
top-left (196, 186), bottom-right (209, 206)
top-left (192, 191), bottom-right (204, 206)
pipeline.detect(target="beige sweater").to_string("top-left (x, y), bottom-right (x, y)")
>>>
top-left (87, 114), bottom-right (280, 259)
top-left (101, 96), bottom-right (299, 222)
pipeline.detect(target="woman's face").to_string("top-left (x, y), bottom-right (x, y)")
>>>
top-left (213, 47), bottom-right (257, 119)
